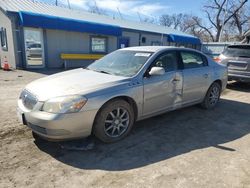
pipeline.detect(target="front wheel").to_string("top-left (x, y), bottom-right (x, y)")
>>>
top-left (93, 99), bottom-right (134, 143)
top-left (201, 82), bottom-right (221, 109)
top-left (32, 131), bottom-right (44, 142)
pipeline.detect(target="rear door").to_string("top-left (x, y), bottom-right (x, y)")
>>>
top-left (179, 50), bottom-right (210, 105)
top-left (143, 51), bottom-right (183, 116)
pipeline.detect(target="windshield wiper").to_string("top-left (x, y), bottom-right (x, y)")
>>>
top-left (99, 70), bottom-right (111, 75)
top-left (94, 70), bottom-right (112, 75)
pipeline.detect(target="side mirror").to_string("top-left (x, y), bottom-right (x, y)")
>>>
top-left (149, 67), bottom-right (165, 76)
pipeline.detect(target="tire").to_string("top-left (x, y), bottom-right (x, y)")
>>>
top-left (93, 99), bottom-right (135, 143)
top-left (201, 82), bottom-right (221, 109)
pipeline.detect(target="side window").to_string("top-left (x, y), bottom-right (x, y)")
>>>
top-left (151, 41), bottom-right (162, 46)
top-left (180, 51), bottom-right (206, 69)
top-left (0, 27), bottom-right (8, 51)
top-left (153, 51), bottom-right (178, 72)
top-left (91, 37), bottom-right (107, 53)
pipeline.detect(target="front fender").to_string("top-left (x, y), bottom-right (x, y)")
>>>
top-left (81, 84), bottom-right (144, 119)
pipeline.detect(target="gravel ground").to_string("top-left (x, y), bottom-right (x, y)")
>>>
top-left (0, 69), bottom-right (250, 188)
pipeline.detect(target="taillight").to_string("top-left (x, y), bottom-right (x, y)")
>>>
top-left (214, 57), bottom-right (221, 63)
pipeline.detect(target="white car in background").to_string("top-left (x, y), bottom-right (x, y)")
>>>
top-left (26, 43), bottom-right (42, 58)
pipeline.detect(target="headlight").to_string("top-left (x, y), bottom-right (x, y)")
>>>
top-left (42, 95), bottom-right (87, 114)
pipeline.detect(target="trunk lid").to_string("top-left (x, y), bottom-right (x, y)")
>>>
top-left (221, 45), bottom-right (250, 72)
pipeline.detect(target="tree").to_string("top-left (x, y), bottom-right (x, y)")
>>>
top-left (159, 13), bottom-right (195, 32)
top-left (159, 14), bottom-right (173, 27)
top-left (191, 16), bottom-right (216, 41)
top-left (230, 5), bottom-right (250, 40)
top-left (159, 14), bottom-right (210, 40)
top-left (142, 17), bottom-right (156, 24)
top-left (160, 0), bottom-right (249, 42)
top-left (86, 1), bottom-right (107, 15)
top-left (202, 0), bottom-right (248, 42)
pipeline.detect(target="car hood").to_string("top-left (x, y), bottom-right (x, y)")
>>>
top-left (25, 68), bottom-right (129, 101)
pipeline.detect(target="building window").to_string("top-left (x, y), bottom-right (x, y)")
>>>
top-left (91, 37), bottom-right (107, 53)
top-left (151, 41), bottom-right (162, 46)
top-left (0, 27), bottom-right (8, 51)
top-left (141, 37), bottom-right (146, 43)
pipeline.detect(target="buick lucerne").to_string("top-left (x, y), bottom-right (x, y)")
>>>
top-left (17, 47), bottom-right (227, 143)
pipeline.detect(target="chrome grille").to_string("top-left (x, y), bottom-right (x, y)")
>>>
top-left (20, 90), bottom-right (38, 110)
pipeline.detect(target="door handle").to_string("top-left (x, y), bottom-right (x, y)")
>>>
top-left (172, 78), bottom-right (180, 83)
top-left (203, 74), bottom-right (209, 78)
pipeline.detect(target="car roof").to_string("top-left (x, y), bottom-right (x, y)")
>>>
top-left (119, 46), bottom-right (200, 53)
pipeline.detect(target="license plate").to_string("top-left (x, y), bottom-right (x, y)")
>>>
top-left (17, 108), bottom-right (24, 124)
top-left (228, 61), bottom-right (247, 70)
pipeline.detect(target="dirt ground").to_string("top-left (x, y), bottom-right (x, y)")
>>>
top-left (0, 69), bottom-right (250, 188)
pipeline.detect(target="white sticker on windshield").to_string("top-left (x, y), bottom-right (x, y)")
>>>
top-left (135, 53), bottom-right (151, 57)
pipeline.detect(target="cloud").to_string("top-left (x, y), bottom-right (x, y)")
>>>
top-left (132, 3), bottom-right (169, 15)
top-left (67, 0), bottom-right (170, 18)
top-left (66, 0), bottom-right (88, 9)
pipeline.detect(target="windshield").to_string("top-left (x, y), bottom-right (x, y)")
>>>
top-left (87, 50), bottom-right (152, 77)
top-left (223, 45), bottom-right (250, 58)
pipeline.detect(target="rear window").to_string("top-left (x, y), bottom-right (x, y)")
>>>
top-left (223, 45), bottom-right (250, 58)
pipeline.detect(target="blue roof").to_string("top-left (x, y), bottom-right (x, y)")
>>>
top-left (167, 34), bottom-right (201, 45)
top-left (19, 11), bottom-right (122, 36)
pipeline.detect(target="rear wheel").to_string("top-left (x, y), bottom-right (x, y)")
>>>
top-left (201, 82), bottom-right (221, 109)
top-left (93, 99), bottom-right (134, 143)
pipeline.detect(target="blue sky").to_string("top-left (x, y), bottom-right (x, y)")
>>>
top-left (41, 0), bottom-right (205, 21)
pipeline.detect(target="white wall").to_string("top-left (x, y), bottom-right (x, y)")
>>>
top-left (0, 10), bottom-right (16, 69)
top-left (122, 31), bottom-right (169, 47)
top-left (122, 31), bottom-right (140, 47)
top-left (140, 33), bottom-right (166, 46)
top-left (46, 29), bottom-right (118, 68)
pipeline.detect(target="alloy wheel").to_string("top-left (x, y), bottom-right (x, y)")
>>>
top-left (104, 107), bottom-right (130, 138)
top-left (208, 86), bottom-right (220, 105)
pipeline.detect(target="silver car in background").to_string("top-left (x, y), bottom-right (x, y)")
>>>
top-left (17, 46), bottom-right (227, 143)
top-left (218, 44), bottom-right (250, 83)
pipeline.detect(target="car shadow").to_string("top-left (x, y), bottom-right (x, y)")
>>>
top-left (227, 81), bottom-right (250, 92)
top-left (35, 98), bottom-right (250, 171)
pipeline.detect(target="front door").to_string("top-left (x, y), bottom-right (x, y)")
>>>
top-left (143, 51), bottom-right (183, 116)
top-left (24, 28), bottom-right (45, 68)
top-left (118, 37), bottom-right (129, 49)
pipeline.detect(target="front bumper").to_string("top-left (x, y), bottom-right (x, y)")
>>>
top-left (17, 99), bottom-right (98, 141)
top-left (228, 70), bottom-right (250, 83)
